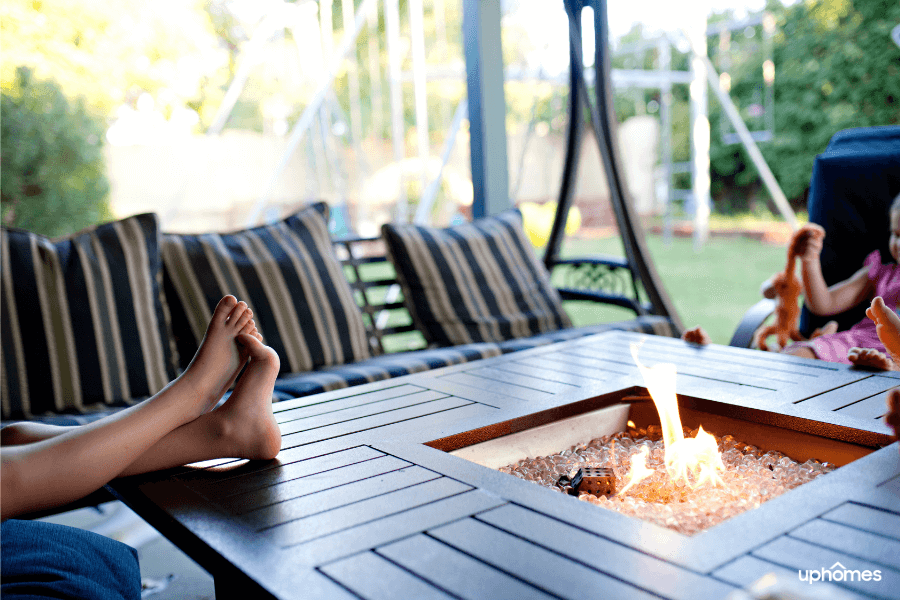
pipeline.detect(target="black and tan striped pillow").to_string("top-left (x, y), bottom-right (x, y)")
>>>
top-left (161, 204), bottom-right (371, 376)
top-left (1, 214), bottom-right (178, 419)
top-left (382, 210), bottom-right (572, 347)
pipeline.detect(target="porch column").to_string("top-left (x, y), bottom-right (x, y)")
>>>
top-left (463, 0), bottom-right (510, 218)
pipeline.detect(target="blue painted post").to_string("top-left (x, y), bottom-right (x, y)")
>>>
top-left (463, 0), bottom-right (510, 219)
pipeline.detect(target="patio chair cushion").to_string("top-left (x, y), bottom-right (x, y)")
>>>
top-left (0, 214), bottom-right (177, 419)
top-left (272, 342), bottom-right (502, 400)
top-left (382, 210), bottom-right (572, 347)
top-left (161, 203), bottom-right (371, 376)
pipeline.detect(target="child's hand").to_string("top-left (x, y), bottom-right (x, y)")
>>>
top-left (792, 224), bottom-right (825, 263)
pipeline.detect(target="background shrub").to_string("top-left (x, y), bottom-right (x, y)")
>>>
top-left (1, 66), bottom-right (111, 237)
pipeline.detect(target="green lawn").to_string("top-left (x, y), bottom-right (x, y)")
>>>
top-left (558, 234), bottom-right (786, 345)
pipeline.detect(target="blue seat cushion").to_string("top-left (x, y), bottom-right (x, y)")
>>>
top-left (494, 315), bottom-right (677, 353)
top-left (273, 342), bottom-right (502, 400)
top-left (272, 317), bottom-right (675, 401)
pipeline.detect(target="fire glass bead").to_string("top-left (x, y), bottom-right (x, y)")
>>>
top-left (498, 428), bottom-right (835, 536)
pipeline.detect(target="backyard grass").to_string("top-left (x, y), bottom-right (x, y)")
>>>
top-left (559, 234), bottom-right (787, 345)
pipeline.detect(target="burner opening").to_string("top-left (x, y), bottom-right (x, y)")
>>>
top-left (433, 392), bottom-right (877, 536)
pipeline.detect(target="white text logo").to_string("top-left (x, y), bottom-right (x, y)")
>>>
top-left (798, 562), bottom-right (882, 584)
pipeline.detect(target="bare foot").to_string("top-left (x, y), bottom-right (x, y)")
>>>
top-left (215, 333), bottom-right (281, 461)
top-left (886, 389), bottom-right (900, 452)
top-left (868, 296), bottom-right (900, 364)
top-left (810, 320), bottom-right (838, 339)
top-left (847, 347), bottom-right (895, 371)
top-left (177, 296), bottom-right (255, 416)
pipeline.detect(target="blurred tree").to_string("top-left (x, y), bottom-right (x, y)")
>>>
top-left (0, 0), bottom-right (223, 120)
top-left (709, 0), bottom-right (900, 211)
top-left (1, 67), bottom-right (111, 236)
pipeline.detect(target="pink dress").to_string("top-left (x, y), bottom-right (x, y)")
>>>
top-left (796, 251), bottom-right (900, 364)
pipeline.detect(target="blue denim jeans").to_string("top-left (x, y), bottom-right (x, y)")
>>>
top-left (1, 519), bottom-right (141, 600)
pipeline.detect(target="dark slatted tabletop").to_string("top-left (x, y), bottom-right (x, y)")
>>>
top-left (111, 331), bottom-right (900, 600)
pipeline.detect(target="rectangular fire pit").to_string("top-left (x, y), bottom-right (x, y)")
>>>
top-left (446, 393), bottom-right (871, 535)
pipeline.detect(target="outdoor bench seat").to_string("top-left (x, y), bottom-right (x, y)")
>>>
top-left (0, 206), bottom-right (677, 429)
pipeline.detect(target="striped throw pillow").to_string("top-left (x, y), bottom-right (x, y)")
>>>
top-left (382, 210), bottom-right (572, 347)
top-left (1, 214), bottom-right (178, 419)
top-left (161, 204), bottom-right (371, 376)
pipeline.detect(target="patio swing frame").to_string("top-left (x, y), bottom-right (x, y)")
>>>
top-left (542, 0), bottom-right (683, 333)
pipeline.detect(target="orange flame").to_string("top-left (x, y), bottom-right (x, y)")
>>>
top-left (627, 342), bottom-right (725, 490)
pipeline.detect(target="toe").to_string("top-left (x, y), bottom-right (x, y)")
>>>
top-left (212, 295), bottom-right (239, 323)
top-left (226, 301), bottom-right (248, 327)
top-left (233, 307), bottom-right (254, 331)
top-left (239, 319), bottom-right (256, 336)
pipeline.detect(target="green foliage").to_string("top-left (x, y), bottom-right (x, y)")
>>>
top-left (1, 0), bottom-right (221, 120)
top-left (709, 0), bottom-right (900, 210)
top-left (1, 67), bottom-right (111, 237)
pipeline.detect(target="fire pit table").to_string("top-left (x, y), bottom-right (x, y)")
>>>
top-left (111, 331), bottom-right (900, 600)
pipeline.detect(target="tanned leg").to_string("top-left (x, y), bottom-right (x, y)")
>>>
top-left (116, 332), bottom-right (281, 475)
top-left (1, 296), bottom-right (255, 518)
top-left (867, 296), bottom-right (900, 451)
top-left (0, 329), bottom-right (280, 477)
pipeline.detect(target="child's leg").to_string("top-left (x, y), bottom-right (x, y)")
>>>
top-left (1, 334), bottom-right (281, 476)
top-left (118, 333), bottom-right (281, 475)
top-left (1, 296), bottom-right (255, 518)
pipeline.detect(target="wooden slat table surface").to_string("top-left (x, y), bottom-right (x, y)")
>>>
top-left (111, 331), bottom-right (900, 600)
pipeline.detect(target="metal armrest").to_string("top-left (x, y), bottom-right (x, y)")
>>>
top-left (729, 298), bottom-right (776, 348)
top-left (550, 256), bottom-right (647, 316)
top-left (556, 287), bottom-right (647, 314)
top-left (550, 255), bottom-right (631, 270)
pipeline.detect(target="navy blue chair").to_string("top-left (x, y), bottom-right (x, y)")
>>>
top-left (731, 125), bottom-right (900, 347)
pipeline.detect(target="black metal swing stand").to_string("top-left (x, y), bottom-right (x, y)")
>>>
top-left (543, 0), bottom-right (683, 334)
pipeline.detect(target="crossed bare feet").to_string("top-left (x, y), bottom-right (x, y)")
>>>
top-left (177, 295), bottom-right (257, 417)
top-left (214, 333), bottom-right (282, 460)
top-left (167, 295), bottom-right (281, 460)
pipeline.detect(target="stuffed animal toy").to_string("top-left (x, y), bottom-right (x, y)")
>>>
top-left (753, 224), bottom-right (825, 351)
